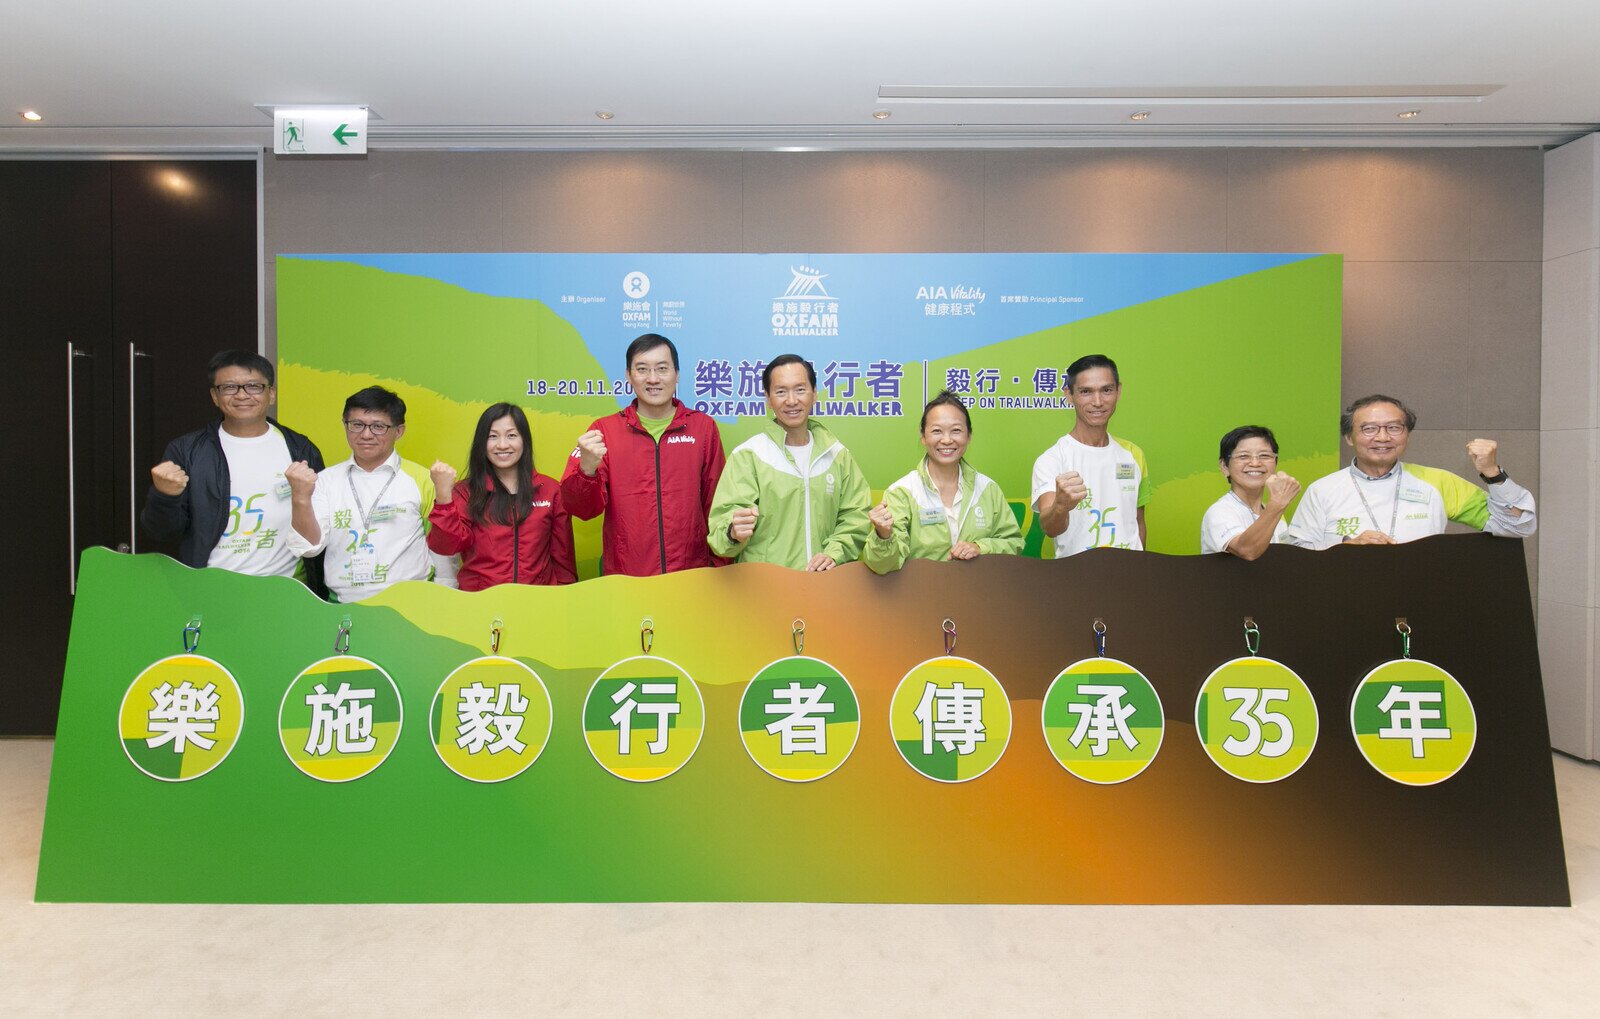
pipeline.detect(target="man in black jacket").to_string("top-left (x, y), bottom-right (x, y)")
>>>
top-left (140, 350), bottom-right (327, 596)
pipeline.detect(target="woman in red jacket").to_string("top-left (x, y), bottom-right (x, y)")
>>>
top-left (427, 403), bottom-right (577, 590)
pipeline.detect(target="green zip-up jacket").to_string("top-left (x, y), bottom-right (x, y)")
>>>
top-left (708, 419), bottom-right (872, 569)
top-left (863, 458), bottom-right (1024, 574)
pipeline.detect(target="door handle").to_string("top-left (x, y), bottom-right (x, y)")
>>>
top-left (129, 343), bottom-right (152, 553)
top-left (67, 343), bottom-right (92, 594)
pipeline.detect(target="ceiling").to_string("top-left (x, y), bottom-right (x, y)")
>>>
top-left (4, 0), bottom-right (1598, 151)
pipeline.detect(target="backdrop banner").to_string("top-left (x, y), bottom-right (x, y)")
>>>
top-left (276, 252), bottom-right (1343, 570)
top-left (37, 538), bottom-right (1568, 905)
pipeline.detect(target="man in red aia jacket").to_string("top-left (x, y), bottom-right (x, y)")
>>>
top-left (560, 333), bottom-right (729, 575)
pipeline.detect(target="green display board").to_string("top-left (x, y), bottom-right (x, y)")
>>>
top-left (38, 539), bottom-right (1567, 905)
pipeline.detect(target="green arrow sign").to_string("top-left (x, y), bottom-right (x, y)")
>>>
top-left (333, 123), bottom-right (360, 145)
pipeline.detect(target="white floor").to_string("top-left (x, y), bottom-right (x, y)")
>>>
top-left (2, 739), bottom-right (1597, 1016)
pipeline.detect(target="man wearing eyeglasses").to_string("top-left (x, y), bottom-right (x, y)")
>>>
top-left (283, 386), bottom-right (457, 601)
top-left (141, 350), bottom-right (327, 592)
top-left (560, 333), bottom-right (728, 576)
top-left (1285, 394), bottom-right (1536, 549)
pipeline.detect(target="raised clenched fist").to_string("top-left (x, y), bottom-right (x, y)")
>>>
top-left (1054, 470), bottom-right (1088, 511)
top-left (576, 429), bottom-right (608, 477)
top-left (430, 461), bottom-right (458, 500)
top-left (150, 461), bottom-right (189, 497)
top-left (285, 460), bottom-right (318, 500)
top-left (1264, 471), bottom-right (1300, 511)
top-left (1466, 438), bottom-right (1500, 477)
top-left (868, 500), bottom-right (894, 539)
top-left (729, 505), bottom-right (759, 543)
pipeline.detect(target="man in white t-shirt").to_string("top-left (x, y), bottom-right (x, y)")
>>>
top-left (285, 386), bottom-right (457, 602)
top-left (1286, 394), bottom-right (1536, 548)
top-left (1031, 354), bottom-right (1152, 557)
top-left (140, 350), bottom-right (326, 592)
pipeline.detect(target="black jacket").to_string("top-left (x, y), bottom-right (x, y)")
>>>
top-left (139, 417), bottom-right (327, 597)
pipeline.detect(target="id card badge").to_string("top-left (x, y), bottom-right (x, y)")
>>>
top-left (273, 475), bottom-right (292, 500)
top-left (368, 503), bottom-right (401, 523)
top-left (346, 550), bottom-right (379, 586)
top-left (918, 505), bottom-right (945, 527)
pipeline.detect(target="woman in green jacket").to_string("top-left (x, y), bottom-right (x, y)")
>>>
top-left (708, 354), bottom-right (872, 571)
top-left (863, 390), bottom-right (1024, 574)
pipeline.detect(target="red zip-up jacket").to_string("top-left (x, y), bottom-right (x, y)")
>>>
top-left (427, 473), bottom-right (577, 591)
top-left (560, 399), bottom-right (728, 576)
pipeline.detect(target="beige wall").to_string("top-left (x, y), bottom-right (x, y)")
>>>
top-left (263, 147), bottom-right (1544, 594)
top-left (1540, 134), bottom-right (1599, 759)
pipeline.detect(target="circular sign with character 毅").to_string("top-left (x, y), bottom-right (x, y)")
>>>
top-left (431, 656), bottom-right (553, 783)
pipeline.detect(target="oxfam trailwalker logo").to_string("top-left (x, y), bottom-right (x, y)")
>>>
top-left (431, 657), bottom-right (552, 783)
top-left (1195, 657), bottom-right (1319, 783)
top-left (739, 656), bottom-right (860, 782)
top-left (771, 264), bottom-right (840, 338)
top-left (1041, 658), bottom-right (1164, 784)
top-left (118, 654), bottom-right (243, 781)
top-left (889, 657), bottom-right (1011, 782)
top-left (583, 656), bottom-right (704, 782)
top-left (1350, 659), bottom-right (1476, 786)
top-left (278, 656), bottom-right (404, 783)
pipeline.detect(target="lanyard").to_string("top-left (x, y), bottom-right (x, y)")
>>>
top-left (1348, 464), bottom-right (1401, 539)
top-left (1227, 489), bottom-right (1263, 520)
top-left (347, 463), bottom-right (399, 532)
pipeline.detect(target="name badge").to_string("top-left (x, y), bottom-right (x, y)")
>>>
top-left (918, 505), bottom-right (945, 526)
top-left (346, 552), bottom-right (379, 586)
top-left (1398, 487), bottom-right (1430, 504)
top-left (273, 476), bottom-right (292, 500)
top-left (368, 503), bottom-right (401, 523)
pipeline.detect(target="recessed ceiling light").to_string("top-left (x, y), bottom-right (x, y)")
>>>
top-left (159, 170), bottom-right (195, 196)
top-left (1129, 110), bottom-right (1151, 121)
top-left (1398, 109), bottom-right (1421, 119)
top-left (595, 110), bottom-right (615, 121)
top-left (19, 110), bottom-right (43, 122)
top-left (872, 109), bottom-right (891, 120)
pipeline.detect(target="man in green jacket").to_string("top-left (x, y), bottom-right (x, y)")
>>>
top-left (708, 354), bottom-right (872, 570)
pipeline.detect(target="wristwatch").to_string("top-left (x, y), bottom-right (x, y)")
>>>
top-left (1480, 469), bottom-right (1508, 484)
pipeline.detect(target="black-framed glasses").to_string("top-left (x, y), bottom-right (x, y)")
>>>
top-left (344, 420), bottom-right (394, 436)
top-left (213, 382), bottom-right (268, 396)
top-left (1357, 422), bottom-right (1408, 438)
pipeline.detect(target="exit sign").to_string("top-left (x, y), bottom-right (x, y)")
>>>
top-left (273, 107), bottom-right (369, 155)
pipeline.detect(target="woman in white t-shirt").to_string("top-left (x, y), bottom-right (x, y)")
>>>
top-left (1199, 426), bottom-right (1300, 560)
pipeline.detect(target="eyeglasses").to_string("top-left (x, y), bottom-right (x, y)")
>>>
top-left (630, 364), bottom-right (676, 378)
top-left (1230, 452), bottom-right (1279, 464)
top-left (213, 382), bottom-right (268, 396)
top-left (344, 420), bottom-right (394, 436)
top-left (1357, 422), bottom-right (1409, 438)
